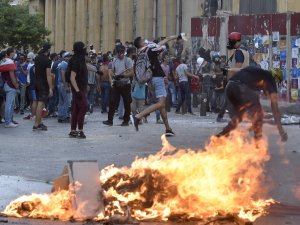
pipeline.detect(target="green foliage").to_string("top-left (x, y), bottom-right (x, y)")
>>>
top-left (0, 0), bottom-right (50, 51)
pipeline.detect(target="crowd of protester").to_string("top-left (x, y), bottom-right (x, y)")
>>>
top-left (0, 38), bottom-right (233, 138)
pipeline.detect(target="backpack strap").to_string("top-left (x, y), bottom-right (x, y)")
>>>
top-left (225, 50), bottom-right (236, 67)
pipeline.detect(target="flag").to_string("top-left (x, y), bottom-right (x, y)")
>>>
top-left (0, 58), bottom-right (16, 73)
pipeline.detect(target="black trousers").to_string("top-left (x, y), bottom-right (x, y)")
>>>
top-left (107, 84), bottom-right (132, 123)
top-left (218, 81), bottom-right (263, 139)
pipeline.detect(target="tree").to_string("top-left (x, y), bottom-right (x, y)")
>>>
top-left (0, 0), bottom-right (50, 51)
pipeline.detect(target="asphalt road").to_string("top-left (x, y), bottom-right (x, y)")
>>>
top-left (0, 107), bottom-right (300, 225)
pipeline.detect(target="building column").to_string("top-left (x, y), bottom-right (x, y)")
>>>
top-left (55, 0), bottom-right (65, 52)
top-left (45, 0), bottom-right (56, 51)
top-left (88, 0), bottom-right (101, 52)
top-left (144, 0), bottom-right (154, 39)
top-left (65, 0), bottom-right (76, 51)
top-left (102, 0), bottom-right (116, 52)
top-left (165, 0), bottom-right (177, 37)
top-left (118, 0), bottom-right (134, 44)
top-left (75, 0), bottom-right (88, 44)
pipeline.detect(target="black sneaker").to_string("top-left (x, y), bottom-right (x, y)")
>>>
top-left (216, 118), bottom-right (227, 123)
top-left (165, 129), bottom-right (175, 137)
top-left (133, 116), bottom-right (140, 131)
top-left (120, 121), bottom-right (129, 126)
top-left (188, 112), bottom-right (196, 116)
top-left (58, 118), bottom-right (70, 123)
top-left (77, 131), bottom-right (86, 139)
top-left (103, 120), bottom-right (113, 126)
top-left (68, 130), bottom-right (78, 138)
top-left (33, 123), bottom-right (47, 131)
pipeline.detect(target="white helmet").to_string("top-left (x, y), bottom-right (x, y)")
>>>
top-left (197, 57), bottom-right (204, 66)
top-left (27, 52), bottom-right (35, 60)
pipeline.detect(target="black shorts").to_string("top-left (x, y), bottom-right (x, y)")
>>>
top-left (35, 82), bottom-right (49, 102)
top-left (226, 80), bottom-right (261, 115)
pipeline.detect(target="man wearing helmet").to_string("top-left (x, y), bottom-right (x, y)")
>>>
top-left (226, 32), bottom-right (250, 78)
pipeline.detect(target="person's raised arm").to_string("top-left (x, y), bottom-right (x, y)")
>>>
top-left (158, 35), bottom-right (178, 46)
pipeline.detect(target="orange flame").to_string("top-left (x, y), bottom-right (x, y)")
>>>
top-left (3, 190), bottom-right (73, 221)
top-left (2, 129), bottom-right (274, 222)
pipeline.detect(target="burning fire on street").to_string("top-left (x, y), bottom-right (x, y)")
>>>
top-left (2, 129), bottom-right (275, 223)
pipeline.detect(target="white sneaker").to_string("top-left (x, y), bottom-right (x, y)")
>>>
top-left (5, 122), bottom-right (19, 128)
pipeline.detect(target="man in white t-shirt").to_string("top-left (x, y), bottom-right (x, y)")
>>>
top-left (103, 45), bottom-right (134, 126)
top-left (175, 58), bottom-right (199, 114)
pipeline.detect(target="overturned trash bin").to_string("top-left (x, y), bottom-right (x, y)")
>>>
top-left (53, 160), bottom-right (104, 220)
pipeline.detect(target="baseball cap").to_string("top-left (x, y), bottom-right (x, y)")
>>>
top-left (42, 43), bottom-right (51, 51)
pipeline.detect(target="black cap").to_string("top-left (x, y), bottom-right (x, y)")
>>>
top-left (73, 41), bottom-right (86, 55)
top-left (42, 43), bottom-right (51, 51)
top-left (133, 36), bottom-right (142, 49)
top-left (115, 44), bottom-right (125, 53)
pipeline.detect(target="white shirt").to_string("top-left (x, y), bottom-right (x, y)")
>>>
top-left (176, 63), bottom-right (188, 82)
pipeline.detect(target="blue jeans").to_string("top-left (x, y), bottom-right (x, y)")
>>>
top-left (151, 77), bottom-right (167, 98)
top-left (19, 83), bottom-right (27, 111)
top-left (87, 84), bottom-right (96, 107)
top-left (4, 83), bottom-right (17, 124)
top-left (57, 85), bottom-right (69, 120)
top-left (176, 81), bottom-right (192, 113)
top-left (212, 90), bottom-right (226, 114)
top-left (100, 81), bottom-right (111, 112)
top-left (47, 86), bottom-right (58, 114)
top-left (167, 81), bottom-right (177, 106)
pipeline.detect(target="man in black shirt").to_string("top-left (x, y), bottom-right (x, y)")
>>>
top-left (33, 43), bottom-right (53, 131)
top-left (217, 66), bottom-right (288, 142)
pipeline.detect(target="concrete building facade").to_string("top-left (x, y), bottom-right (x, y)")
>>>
top-left (29, 0), bottom-right (300, 53)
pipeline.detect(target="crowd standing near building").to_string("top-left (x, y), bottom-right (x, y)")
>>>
top-left (0, 32), bottom-right (288, 142)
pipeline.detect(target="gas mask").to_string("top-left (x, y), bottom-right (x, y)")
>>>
top-left (227, 39), bottom-right (236, 50)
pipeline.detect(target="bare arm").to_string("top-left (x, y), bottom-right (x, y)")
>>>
top-left (9, 71), bottom-right (19, 89)
top-left (61, 70), bottom-right (69, 89)
top-left (158, 35), bottom-right (178, 46)
top-left (47, 68), bottom-right (53, 89)
top-left (108, 68), bottom-right (113, 86)
top-left (185, 70), bottom-right (199, 80)
top-left (270, 93), bottom-right (288, 141)
top-left (70, 71), bottom-right (80, 92)
top-left (123, 68), bottom-right (134, 77)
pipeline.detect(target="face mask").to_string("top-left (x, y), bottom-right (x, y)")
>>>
top-left (118, 53), bottom-right (125, 59)
top-left (12, 54), bottom-right (17, 60)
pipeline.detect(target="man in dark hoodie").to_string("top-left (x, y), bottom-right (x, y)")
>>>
top-left (68, 41), bottom-right (88, 139)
